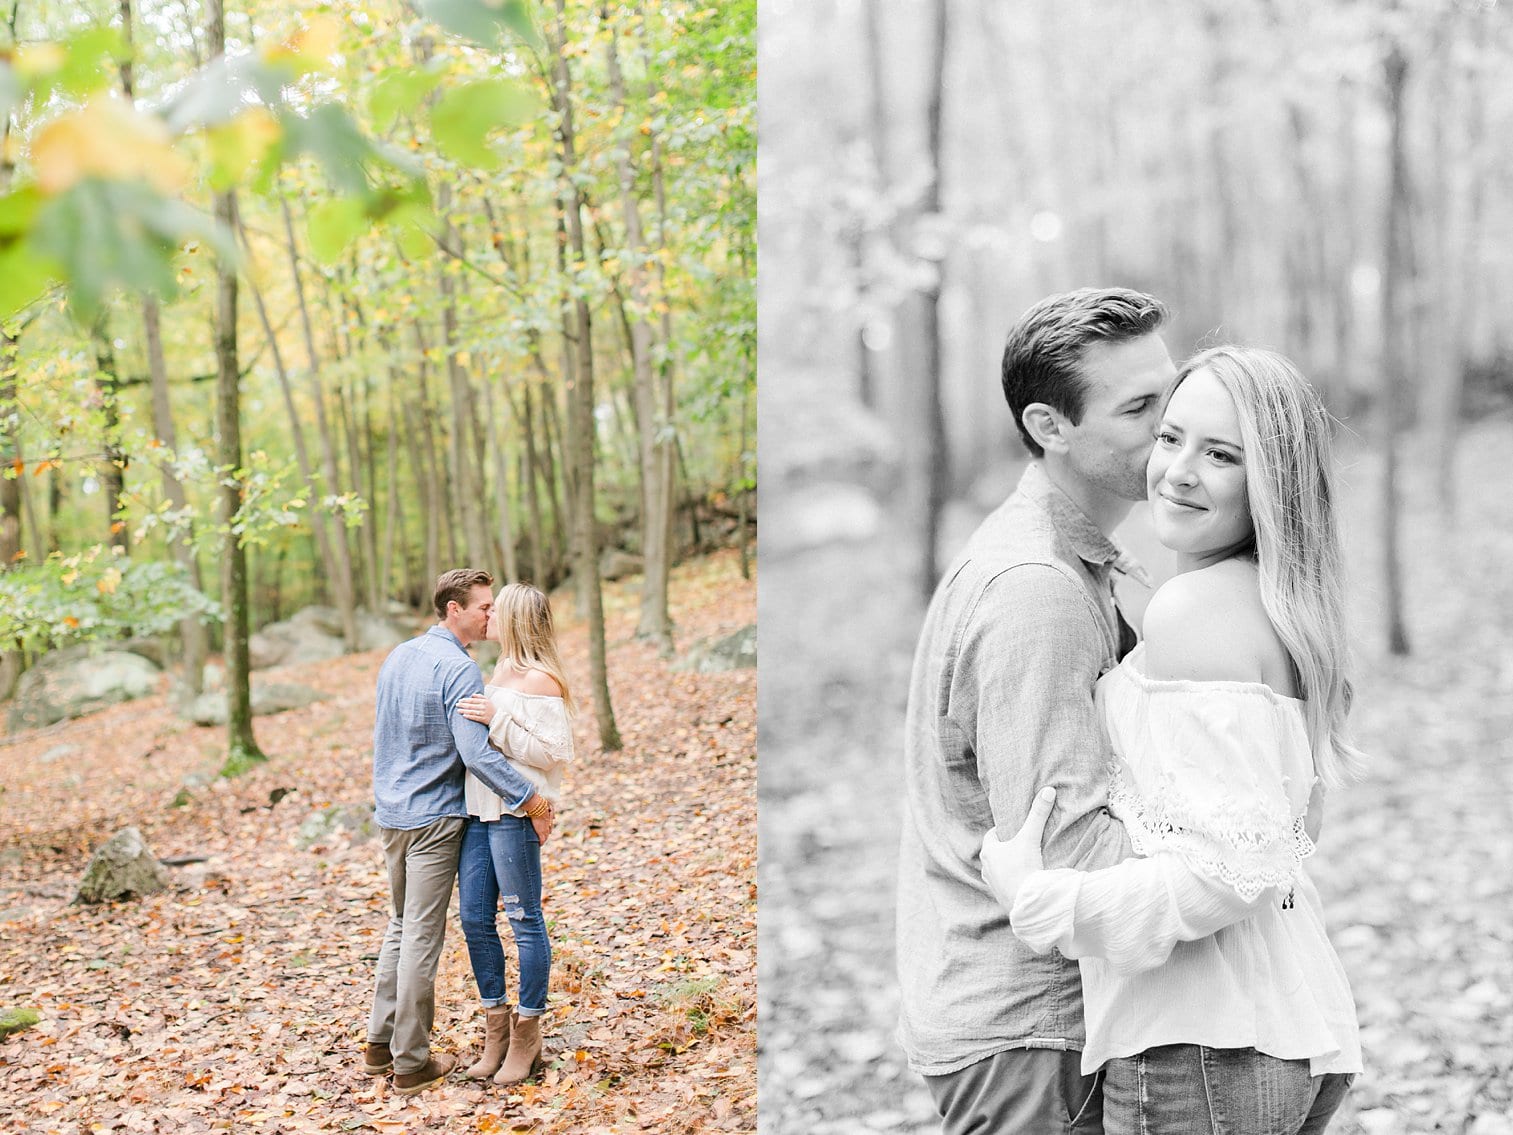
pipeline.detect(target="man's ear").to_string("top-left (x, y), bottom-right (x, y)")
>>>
top-left (1022, 403), bottom-right (1069, 455)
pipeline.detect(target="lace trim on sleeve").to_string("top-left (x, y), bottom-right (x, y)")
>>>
top-left (509, 702), bottom-right (573, 765)
top-left (1108, 760), bottom-right (1316, 903)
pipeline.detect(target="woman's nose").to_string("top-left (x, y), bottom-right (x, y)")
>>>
top-left (1165, 451), bottom-right (1197, 486)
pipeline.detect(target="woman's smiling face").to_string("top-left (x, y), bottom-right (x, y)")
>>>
top-left (1146, 366), bottom-right (1255, 568)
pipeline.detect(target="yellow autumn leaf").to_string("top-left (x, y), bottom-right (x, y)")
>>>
top-left (265, 14), bottom-right (342, 71)
top-left (31, 98), bottom-right (190, 196)
top-left (61, 570), bottom-right (78, 585)
top-left (12, 42), bottom-right (66, 77)
top-left (96, 568), bottom-right (122, 595)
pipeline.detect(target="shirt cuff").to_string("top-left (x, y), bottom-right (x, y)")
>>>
top-left (1009, 868), bottom-right (1083, 956)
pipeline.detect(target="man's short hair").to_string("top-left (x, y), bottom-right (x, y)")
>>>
top-left (433, 568), bottom-right (494, 619)
top-left (1000, 287), bottom-right (1168, 458)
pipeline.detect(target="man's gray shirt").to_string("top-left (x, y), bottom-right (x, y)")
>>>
top-left (897, 462), bottom-right (1141, 1076)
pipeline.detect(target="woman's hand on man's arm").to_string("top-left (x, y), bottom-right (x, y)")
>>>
top-left (980, 786), bottom-right (1057, 912)
top-left (458, 694), bottom-right (496, 726)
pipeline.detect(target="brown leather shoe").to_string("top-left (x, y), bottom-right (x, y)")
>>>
top-left (393, 1052), bottom-right (456, 1095)
top-left (362, 1042), bottom-right (393, 1076)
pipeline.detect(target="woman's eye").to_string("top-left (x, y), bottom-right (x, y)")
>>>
top-left (1208, 449), bottom-right (1236, 464)
top-left (1154, 430), bottom-right (1177, 445)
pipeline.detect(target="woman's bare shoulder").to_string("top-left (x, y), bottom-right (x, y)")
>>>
top-left (515, 668), bottom-right (565, 698)
top-left (1142, 560), bottom-right (1282, 686)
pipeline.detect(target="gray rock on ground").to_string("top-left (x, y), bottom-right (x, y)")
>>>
top-left (353, 610), bottom-right (412, 652)
top-left (600, 549), bottom-right (645, 582)
top-left (248, 614), bottom-right (346, 670)
top-left (249, 605), bottom-right (413, 668)
top-left (678, 625), bottom-right (757, 673)
top-left (183, 682), bottom-right (328, 726)
top-left (74, 827), bottom-right (169, 905)
top-left (9, 649), bottom-right (162, 732)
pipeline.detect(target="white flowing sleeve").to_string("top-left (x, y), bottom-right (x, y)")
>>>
top-left (1008, 857), bottom-right (1276, 975)
top-left (1007, 680), bottom-right (1317, 974)
top-left (487, 695), bottom-right (574, 771)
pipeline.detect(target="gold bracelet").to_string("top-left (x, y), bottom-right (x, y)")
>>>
top-left (524, 796), bottom-right (551, 818)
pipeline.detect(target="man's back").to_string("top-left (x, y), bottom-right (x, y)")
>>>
top-left (373, 627), bottom-right (479, 830)
top-left (896, 464), bottom-right (1135, 1076)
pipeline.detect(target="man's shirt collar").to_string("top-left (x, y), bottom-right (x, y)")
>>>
top-left (1018, 462), bottom-right (1152, 587)
top-left (426, 624), bottom-right (469, 652)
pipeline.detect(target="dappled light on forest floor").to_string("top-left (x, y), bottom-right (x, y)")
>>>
top-left (0, 552), bottom-right (755, 1133)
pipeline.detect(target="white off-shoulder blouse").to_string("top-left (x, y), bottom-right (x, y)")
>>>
top-left (463, 685), bottom-right (575, 821)
top-left (1009, 644), bottom-right (1362, 1077)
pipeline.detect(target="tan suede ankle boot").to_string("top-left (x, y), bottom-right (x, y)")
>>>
top-left (464, 1006), bottom-right (514, 1080)
top-left (493, 1012), bottom-right (543, 1086)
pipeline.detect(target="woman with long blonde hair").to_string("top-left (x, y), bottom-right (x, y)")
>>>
top-left (984, 347), bottom-right (1365, 1134)
top-left (454, 583), bottom-right (576, 1087)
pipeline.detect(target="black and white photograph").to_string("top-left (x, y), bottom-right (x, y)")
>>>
top-left (760, 2), bottom-right (1513, 1133)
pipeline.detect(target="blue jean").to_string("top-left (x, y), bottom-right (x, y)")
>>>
top-left (1102, 1045), bottom-right (1354, 1135)
top-left (457, 815), bottom-right (550, 1016)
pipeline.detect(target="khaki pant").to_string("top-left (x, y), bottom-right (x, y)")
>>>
top-left (925, 1048), bottom-right (1103, 1134)
top-left (366, 817), bottom-right (466, 1074)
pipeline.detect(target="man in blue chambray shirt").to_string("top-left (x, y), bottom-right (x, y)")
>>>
top-left (362, 568), bottom-right (554, 1095)
top-left (897, 289), bottom-right (1176, 1133)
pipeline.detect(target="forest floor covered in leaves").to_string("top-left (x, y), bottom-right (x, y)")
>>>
top-left (0, 551), bottom-right (755, 1135)
top-left (759, 416), bottom-right (1513, 1135)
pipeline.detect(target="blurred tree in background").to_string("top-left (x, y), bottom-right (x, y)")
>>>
top-left (763, 0), bottom-right (1511, 618)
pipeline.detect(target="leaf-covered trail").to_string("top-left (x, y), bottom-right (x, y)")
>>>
top-left (0, 552), bottom-right (755, 1134)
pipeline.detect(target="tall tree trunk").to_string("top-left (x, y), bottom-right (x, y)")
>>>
top-left (120, 0), bottom-right (206, 691)
top-left (280, 200), bottom-right (359, 645)
top-left (640, 8), bottom-right (680, 595)
top-left (857, 0), bottom-right (889, 410)
top-left (411, 319), bottom-right (451, 574)
top-left (436, 184), bottom-right (494, 577)
top-left (1428, 14), bottom-right (1473, 518)
top-left (210, 0), bottom-right (265, 773)
top-left (550, 0), bottom-right (621, 750)
top-left (379, 359), bottom-right (403, 606)
top-left (1380, 43), bottom-right (1411, 658)
top-left (361, 371), bottom-right (382, 608)
top-left (91, 320), bottom-right (129, 552)
top-left (519, 382), bottom-right (548, 585)
top-left (144, 296), bottom-right (208, 692)
top-left (482, 376), bottom-right (518, 583)
top-left (1332, 75), bottom-right (1361, 409)
top-left (917, 0), bottom-right (950, 599)
top-left (603, 5), bottom-right (672, 652)
top-left (1201, 2), bottom-right (1241, 323)
top-left (534, 357), bottom-right (570, 577)
top-left (339, 370), bottom-right (371, 605)
top-left (0, 52), bottom-right (21, 583)
top-left (0, 322), bottom-right (21, 700)
top-left (238, 220), bottom-right (342, 612)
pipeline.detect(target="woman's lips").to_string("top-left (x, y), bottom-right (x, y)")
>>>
top-left (1157, 493), bottom-right (1206, 511)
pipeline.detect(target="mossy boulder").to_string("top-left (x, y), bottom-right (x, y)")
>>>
top-left (74, 827), bottom-right (169, 905)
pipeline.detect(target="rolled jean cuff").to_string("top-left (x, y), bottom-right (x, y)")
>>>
top-left (516, 1006), bottom-right (545, 1018)
top-left (480, 996), bottom-right (510, 1009)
